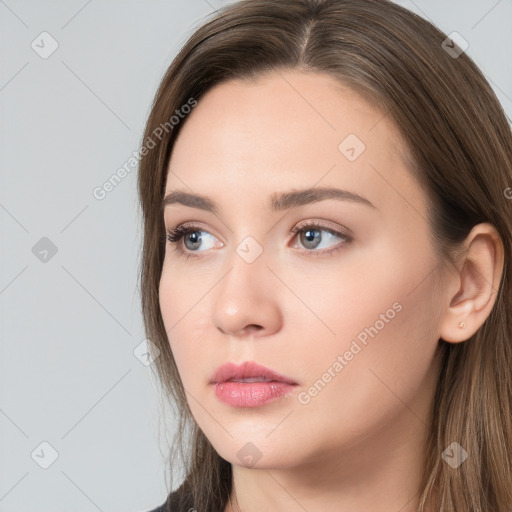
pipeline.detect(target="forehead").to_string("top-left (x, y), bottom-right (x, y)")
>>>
top-left (165, 70), bottom-right (426, 218)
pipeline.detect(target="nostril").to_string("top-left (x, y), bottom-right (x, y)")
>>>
top-left (246, 324), bottom-right (263, 331)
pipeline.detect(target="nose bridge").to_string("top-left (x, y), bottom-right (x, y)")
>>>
top-left (212, 236), bottom-right (282, 336)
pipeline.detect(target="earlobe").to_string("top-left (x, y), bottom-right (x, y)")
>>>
top-left (439, 296), bottom-right (474, 343)
top-left (438, 223), bottom-right (504, 344)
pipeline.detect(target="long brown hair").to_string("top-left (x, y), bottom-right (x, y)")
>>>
top-left (137, 1), bottom-right (512, 510)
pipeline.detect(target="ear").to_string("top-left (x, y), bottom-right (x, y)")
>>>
top-left (439, 223), bottom-right (504, 343)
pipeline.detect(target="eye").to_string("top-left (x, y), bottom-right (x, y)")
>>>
top-left (165, 220), bottom-right (352, 259)
top-left (290, 220), bottom-right (352, 256)
top-left (165, 223), bottom-right (222, 257)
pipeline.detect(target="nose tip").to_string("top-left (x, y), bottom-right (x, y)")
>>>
top-left (212, 261), bottom-right (282, 338)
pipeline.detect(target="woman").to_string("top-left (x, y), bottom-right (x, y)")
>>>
top-left (138, 0), bottom-right (512, 510)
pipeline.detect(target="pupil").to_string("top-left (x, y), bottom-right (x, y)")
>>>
top-left (186, 232), bottom-right (201, 249)
top-left (303, 229), bottom-right (320, 248)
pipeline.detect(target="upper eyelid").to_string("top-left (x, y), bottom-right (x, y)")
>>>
top-left (291, 219), bottom-right (350, 235)
top-left (167, 220), bottom-right (347, 236)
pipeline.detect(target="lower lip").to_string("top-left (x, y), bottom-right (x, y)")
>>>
top-left (214, 381), bottom-right (297, 408)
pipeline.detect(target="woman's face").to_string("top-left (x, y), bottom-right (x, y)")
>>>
top-left (159, 70), bottom-right (446, 473)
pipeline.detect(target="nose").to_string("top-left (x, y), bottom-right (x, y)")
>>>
top-left (212, 250), bottom-right (283, 338)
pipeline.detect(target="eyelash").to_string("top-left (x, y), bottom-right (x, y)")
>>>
top-left (165, 221), bottom-right (352, 259)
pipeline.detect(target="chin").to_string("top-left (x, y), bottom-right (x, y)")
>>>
top-left (212, 435), bottom-right (302, 471)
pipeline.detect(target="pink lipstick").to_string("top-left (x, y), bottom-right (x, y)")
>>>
top-left (210, 361), bottom-right (298, 408)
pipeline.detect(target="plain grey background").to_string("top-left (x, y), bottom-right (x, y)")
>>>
top-left (1, 1), bottom-right (511, 511)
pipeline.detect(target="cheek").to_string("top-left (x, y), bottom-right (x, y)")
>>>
top-left (276, 247), bottom-right (430, 350)
top-left (290, 248), bottom-right (442, 434)
top-left (158, 268), bottom-right (180, 342)
top-left (159, 255), bottom-right (212, 332)
top-left (159, 260), bottom-right (228, 401)
top-left (158, 267), bottom-right (206, 384)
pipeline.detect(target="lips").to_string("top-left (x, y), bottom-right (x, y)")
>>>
top-left (210, 361), bottom-right (297, 385)
top-left (211, 361), bottom-right (298, 408)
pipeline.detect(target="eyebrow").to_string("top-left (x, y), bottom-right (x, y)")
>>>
top-left (162, 186), bottom-right (375, 214)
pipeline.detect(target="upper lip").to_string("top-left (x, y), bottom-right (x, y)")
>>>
top-left (210, 361), bottom-right (297, 385)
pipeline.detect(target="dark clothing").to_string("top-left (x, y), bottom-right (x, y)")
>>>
top-left (147, 504), bottom-right (167, 512)
top-left (147, 486), bottom-right (195, 512)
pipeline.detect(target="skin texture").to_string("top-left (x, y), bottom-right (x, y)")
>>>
top-left (159, 70), bottom-right (504, 512)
